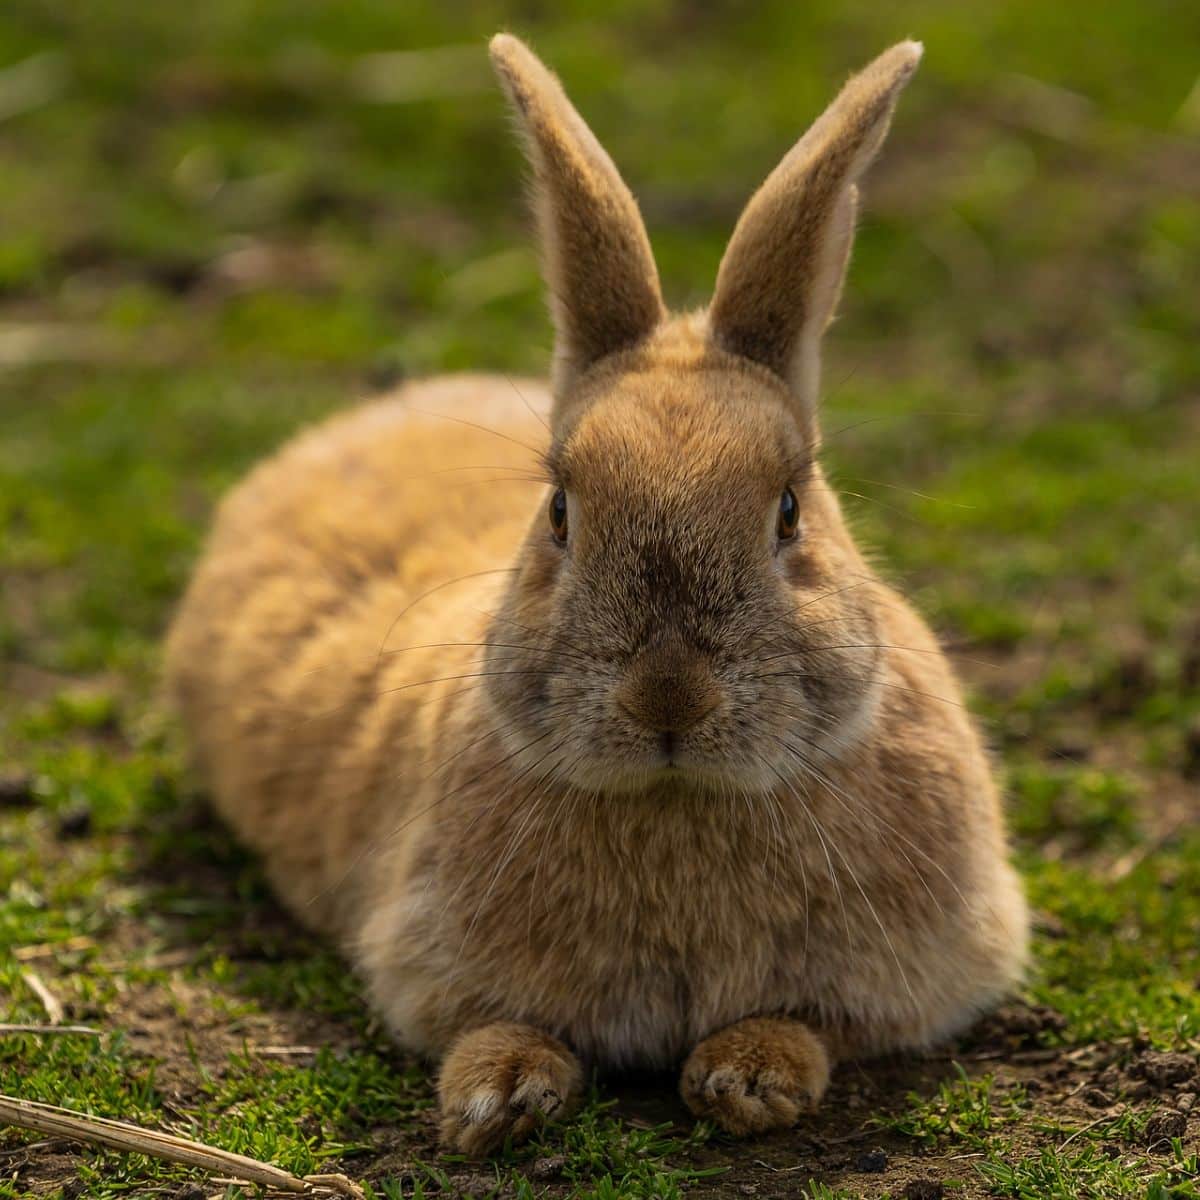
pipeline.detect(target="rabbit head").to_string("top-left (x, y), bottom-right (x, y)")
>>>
top-left (484, 34), bottom-right (922, 796)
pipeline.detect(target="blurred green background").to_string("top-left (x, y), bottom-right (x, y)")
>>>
top-left (2, 0), bottom-right (1199, 670)
top-left (1, 2), bottom-right (1199, 1198)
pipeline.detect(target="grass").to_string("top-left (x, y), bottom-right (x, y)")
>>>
top-left (1, 1), bottom-right (1199, 1197)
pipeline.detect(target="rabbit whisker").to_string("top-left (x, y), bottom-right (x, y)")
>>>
top-left (773, 733), bottom-right (946, 922)
top-left (821, 409), bottom-right (979, 443)
top-left (289, 666), bottom-right (564, 732)
top-left (439, 735), bottom-right (575, 1003)
top-left (503, 373), bottom-right (552, 434)
top-left (735, 580), bottom-right (875, 650)
top-left (374, 566), bottom-right (518, 666)
top-left (376, 640), bottom-right (595, 669)
top-left (770, 761), bottom-right (917, 1005)
top-left (527, 778), bottom-right (580, 945)
top-left (402, 404), bottom-right (546, 459)
top-left (302, 723), bottom-right (556, 913)
top-left (776, 732), bottom-right (998, 930)
top-left (481, 608), bottom-right (601, 667)
top-left (832, 486), bottom-right (933, 525)
top-left (750, 668), bottom-right (964, 711)
top-left (835, 475), bottom-right (974, 509)
top-left (767, 761), bottom-right (853, 956)
top-left (750, 639), bottom-right (997, 670)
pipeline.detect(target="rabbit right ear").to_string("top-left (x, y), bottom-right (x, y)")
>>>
top-left (490, 34), bottom-right (665, 409)
top-left (708, 42), bottom-right (922, 443)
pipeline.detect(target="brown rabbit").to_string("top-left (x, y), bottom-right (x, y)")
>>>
top-left (166, 34), bottom-right (1028, 1156)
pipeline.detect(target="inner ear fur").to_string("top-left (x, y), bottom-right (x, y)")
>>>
top-left (708, 41), bottom-right (923, 441)
top-left (489, 33), bottom-right (665, 410)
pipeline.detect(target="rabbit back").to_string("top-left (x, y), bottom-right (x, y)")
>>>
top-left (165, 374), bottom-right (550, 934)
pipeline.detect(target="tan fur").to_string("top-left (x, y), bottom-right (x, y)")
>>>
top-left (165, 35), bottom-right (1028, 1157)
top-left (681, 1017), bottom-right (831, 1135)
top-left (491, 33), bottom-right (665, 400)
top-left (437, 1022), bottom-right (582, 1156)
top-left (709, 40), bottom-right (923, 442)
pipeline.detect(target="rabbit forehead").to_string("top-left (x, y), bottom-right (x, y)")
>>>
top-left (553, 363), bottom-right (810, 504)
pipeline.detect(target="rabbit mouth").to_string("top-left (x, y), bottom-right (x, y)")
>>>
top-left (551, 742), bottom-right (785, 798)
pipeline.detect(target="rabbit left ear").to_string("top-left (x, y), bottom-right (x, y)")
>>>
top-left (490, 34), bottom-right (665, 406)
top-left (708, 42), bottom-right (923, 441)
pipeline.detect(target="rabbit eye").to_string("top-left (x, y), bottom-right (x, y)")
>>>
top-left (777, 488), bottom-right (800, 540)
top-left (549, 487), bottom-right (569, 543)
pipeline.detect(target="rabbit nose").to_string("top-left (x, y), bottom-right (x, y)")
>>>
top-left (616, 638), bottom-right (721, 734)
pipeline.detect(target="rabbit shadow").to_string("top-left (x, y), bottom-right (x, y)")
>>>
top-left (130, 788), bottom-right (394, 1056)
top-left (136, 789), bottom-right (323, 967)
top-left (604, 1041), bottom-right (1007, 1169)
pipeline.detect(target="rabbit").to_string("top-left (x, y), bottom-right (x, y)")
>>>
top-left (165, 33), bottom-right (1029, 1157)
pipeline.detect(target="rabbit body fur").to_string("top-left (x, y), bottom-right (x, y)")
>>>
top-left (166, 35), bottom-right (1028, 1153)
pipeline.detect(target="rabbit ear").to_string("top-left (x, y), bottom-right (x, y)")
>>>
top-left (708, 42), bottom-right (923, 439)
top-left (490, 34), bottom-right (665, 401)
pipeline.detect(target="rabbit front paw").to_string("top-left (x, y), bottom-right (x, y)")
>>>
top-left (680, 1016), bottom-right (831, 1136)
top-left (437, 1022), bottom-right (583, 1157)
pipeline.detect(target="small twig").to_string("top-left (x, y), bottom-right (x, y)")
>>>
top-left (305, 1174), bottom-right (367, 1198)
top-left (96, 947), bottom-right (199, 972)
top-left (20, 969), bottom-right (65, 1025)
top-left (0, 1138), bottom-right (71, 1158)
top-left (0, 1094), bottom-right (306, 1193)
top-left (13, 936), bottom-right (97, 961)
top-left (0, 1094), bottom-right (366, 1198)
top-left (1058, 1114), bottom-right (1111, 1151)
top-left (0, 1024), bottom-right (100, 1037)
top-left (210, 1181), bottom-right (364, 1200)
top-left (1106, 820), bottom-right (1187, 882)
top-left (813, 1126), bottom-right (878, 1146)
top-left (752, 1159), bottom-right (811, 1173)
